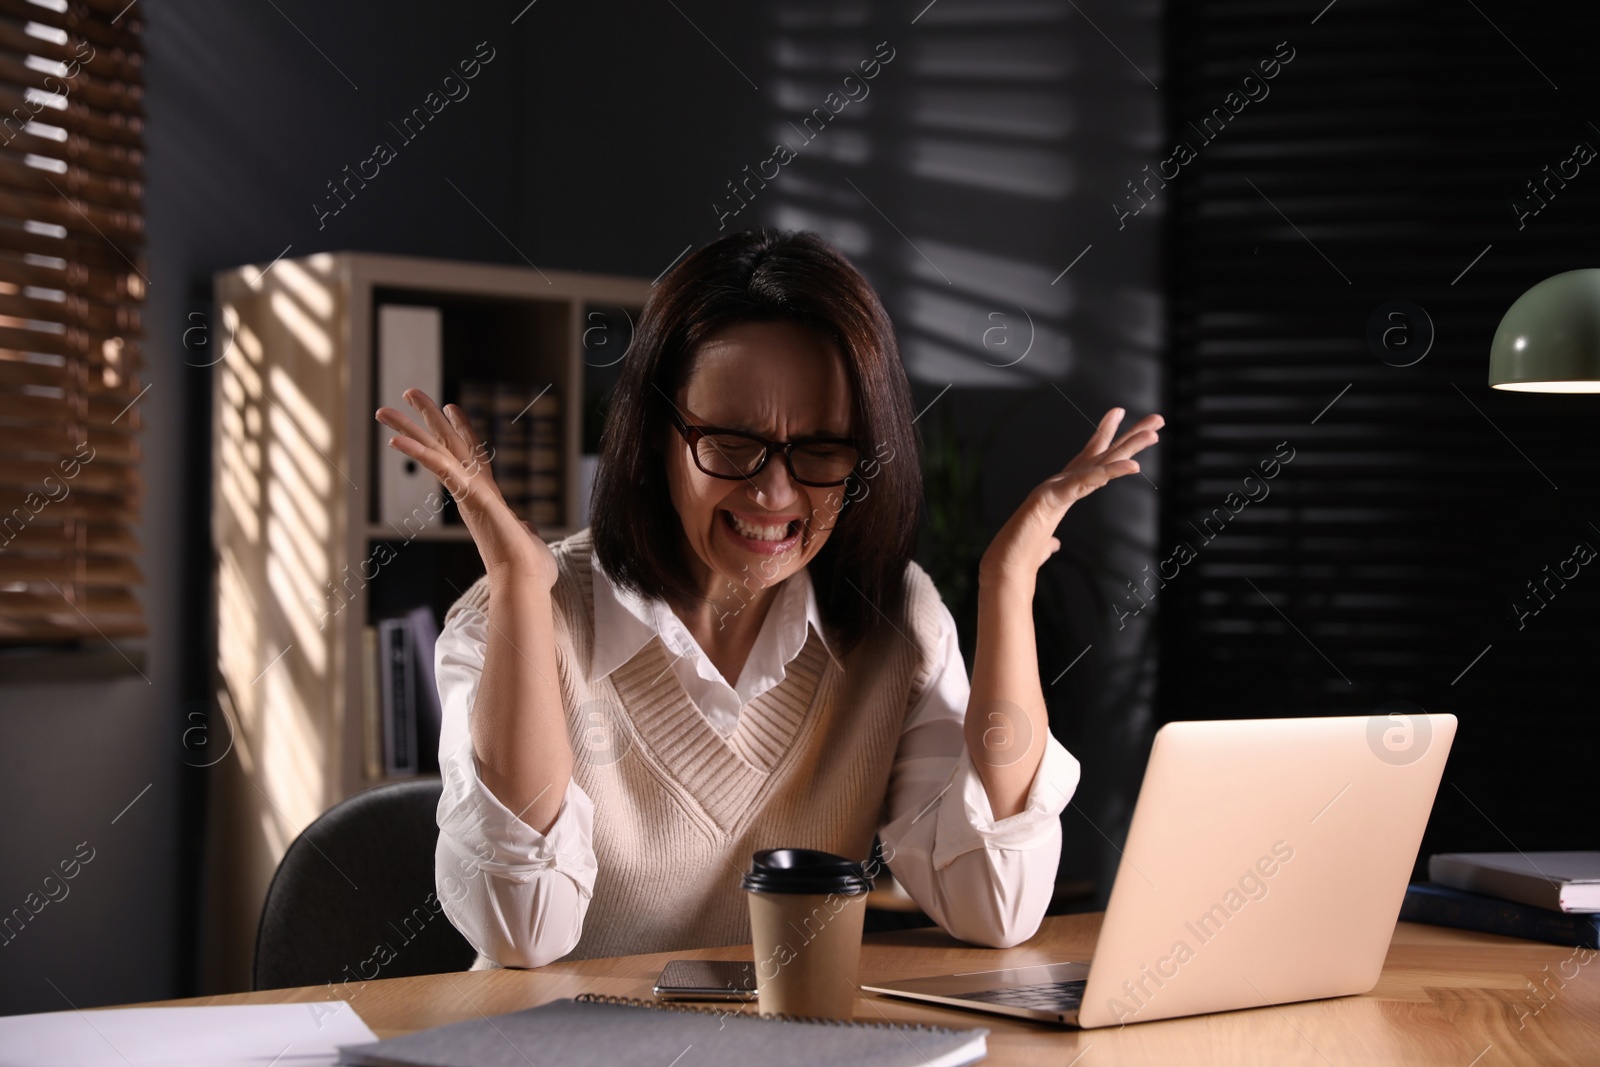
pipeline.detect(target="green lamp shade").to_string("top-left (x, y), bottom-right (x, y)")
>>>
top-left (1489, 268), bottom-right (1600, 392)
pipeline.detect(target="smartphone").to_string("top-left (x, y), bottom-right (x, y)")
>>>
top-left (652, 959), bottom-right (758, 1001)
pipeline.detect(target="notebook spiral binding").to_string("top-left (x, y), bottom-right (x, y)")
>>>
top-left (573, 992), bottom-right (966, 1034)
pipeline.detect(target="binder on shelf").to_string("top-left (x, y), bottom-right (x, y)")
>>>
top-left (376, 617), bottom-right (417, 776)
top-left (376, 305), bottom-right (443, 527)
top-left (576, 453), bottom-right (599, 529)
top-left (405, 605), bottom-right (442, 774)
top-left (372, 608), bottom-right (444, 778)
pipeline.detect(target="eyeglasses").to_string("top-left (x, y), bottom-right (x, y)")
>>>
top-left (664, 402), bottom-right (861, 487)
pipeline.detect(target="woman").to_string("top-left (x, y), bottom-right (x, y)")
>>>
top-left (374, 229), bottom-right (1162, 969)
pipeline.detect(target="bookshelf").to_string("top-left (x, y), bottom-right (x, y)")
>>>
top-left (205, 251), bottom-right (649, 987)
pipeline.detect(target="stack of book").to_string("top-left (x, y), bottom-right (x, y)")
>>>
top-left (457, 379), bottom-right (562, 527)
top-left (1402, 852), bottom-right (1600, 948)
top-left (360, 606), bottom-right (443, 779)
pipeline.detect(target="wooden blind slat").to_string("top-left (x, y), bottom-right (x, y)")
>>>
top-left (0, 586), bottom-right (142, 618)
top-left (0, 355), bottom-right (63, 387)
top-left (0, 423), bottom-right (134, 460)
top-left (0, 334), bottom-right (144, 372)
top-left (0, 286), bottom-right (144, 335)
top-left (0, 458), bottom-right (139, 494)
top-left (0, 552), bottom-right (138, 584)
top-left (0, 124), bottom-right (141, 180)
top-left (0, 215), bottom-right (146, 274)
top-left (0, 322), bottom-right (76, 358)
top-left (0, 361), bottom-right (143, 405)
top-left (0, 489), bottom-right (133, 520)
top-left (0, 83), bottom-right (141, 148)
top-left (0, 401), bottom-right (143, 428)
top-left (0, 331), bottom-right (142, 370)
top-left (0, 406), bottom-right (138, 430)
top-left (0, 1), bottom-right (143, 56)
top-left (0, 52), bottom-right (143, 118)
top-left (0, 152), bottom-right (142, 214)
top-left (0, 255), bottom-right (145, 306)
top-left (0, 586), bottom-right (141, 614)
top-left (0, 616), bottom-right (144, 640)
top-left (0, 185), bottom-right (141, 242)
top-left (0, 515), bottom-right (138, 550)
top-left (0, 390), bottom-right (66, 420)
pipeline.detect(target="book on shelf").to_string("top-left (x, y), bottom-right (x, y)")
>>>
top-left (456, 378), bottom-right (563, 529)
top-left (457, 379), bottom-right (493, 455)
top-left (527, 387), bottom-right (562, 527)
top-left (1400, 881), bottom-right (1600, 949)
top-left (489, 380), bottom-right (529, 522)
top-left (337, 993), bottom-right (987, 1067)
top-left (369, 607), bottom-right (444, 779)
top-left (1429, 852), bottom-right (1600, 914)
top-left (361, 625), bottom-right (382, 782)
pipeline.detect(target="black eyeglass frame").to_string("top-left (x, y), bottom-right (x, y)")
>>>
top-left (662, 402), bottom-right (862, 488)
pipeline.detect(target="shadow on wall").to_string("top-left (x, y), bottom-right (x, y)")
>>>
top-left (747, 0), bottom-right (1166, 906)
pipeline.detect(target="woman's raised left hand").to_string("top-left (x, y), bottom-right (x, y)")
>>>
top-left (978, 407), bottom-right (1163, 586)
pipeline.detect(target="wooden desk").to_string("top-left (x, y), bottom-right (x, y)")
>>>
top-left (127, 914), bottom-right (1600, 1065)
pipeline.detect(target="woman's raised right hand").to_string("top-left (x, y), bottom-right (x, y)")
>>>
top-left (375, 388), bottom-right (558, 590)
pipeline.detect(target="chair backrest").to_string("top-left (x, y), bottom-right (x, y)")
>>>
top-left (253, 778), bottom-right (477, 991)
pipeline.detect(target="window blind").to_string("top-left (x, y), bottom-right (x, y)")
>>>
top-left (1159, 0), bottom-right (1600, 844)
top-left (0, 0), bottom-right (144, 643)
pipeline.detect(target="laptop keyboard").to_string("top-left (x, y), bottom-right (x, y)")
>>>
top-left (961, 979), bottom-right (1086, 1011)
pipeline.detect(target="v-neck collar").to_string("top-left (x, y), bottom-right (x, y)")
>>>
top-left (587, 543), bottom-right (842, 705)
top-left (601, 599), bottom-right (837, 836)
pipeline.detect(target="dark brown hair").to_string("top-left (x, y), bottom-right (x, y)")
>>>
top-left (589, 228), bottom-right (921, 654)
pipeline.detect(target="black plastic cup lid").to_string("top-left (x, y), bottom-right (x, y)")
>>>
top-left (741, 848), bottom-right (874, 895)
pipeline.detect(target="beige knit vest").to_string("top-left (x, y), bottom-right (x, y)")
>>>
top-left (445, 528), bottom-right (945, 963)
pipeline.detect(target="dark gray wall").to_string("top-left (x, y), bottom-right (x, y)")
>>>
top-left (0, 0), bottom-right (1162, 1012)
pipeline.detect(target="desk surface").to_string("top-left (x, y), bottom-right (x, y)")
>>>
top-left (129, 914), bottom-right (1599, 1066)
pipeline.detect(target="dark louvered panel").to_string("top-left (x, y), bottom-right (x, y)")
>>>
top-left (1162, 1), bottom-right (1600, 848)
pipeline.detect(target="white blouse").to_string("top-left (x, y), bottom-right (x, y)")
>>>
top-left (432, 546), bottom-right (1082, 967)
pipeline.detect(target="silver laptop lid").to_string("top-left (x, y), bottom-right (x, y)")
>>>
top-left (1077, 712), bottom-right (1456, 1028)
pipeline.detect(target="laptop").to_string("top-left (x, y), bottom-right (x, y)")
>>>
top-left (862, 712), bottom-right (1457, 1028)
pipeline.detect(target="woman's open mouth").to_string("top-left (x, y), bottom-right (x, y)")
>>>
top-left (720, 509), bottom-right (802, 554)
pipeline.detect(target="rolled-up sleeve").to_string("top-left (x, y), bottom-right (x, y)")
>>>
top-left (876, 598), bottom-right (1080, 949)
top-left (433, 603), bottom-right (598, 968)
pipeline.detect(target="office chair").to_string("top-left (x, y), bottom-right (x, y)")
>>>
top-left (252, 778), bottom-right (477, 991)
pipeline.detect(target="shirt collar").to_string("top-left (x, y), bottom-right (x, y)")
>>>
top-left (588, 545), bottom-right (842, 684)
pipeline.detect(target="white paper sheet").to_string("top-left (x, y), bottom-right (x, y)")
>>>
top-left (0, 1000), bottom-right (377, 1067)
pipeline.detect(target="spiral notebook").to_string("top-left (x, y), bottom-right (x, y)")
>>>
top-left (336, 993), bottom-right (988, 1067)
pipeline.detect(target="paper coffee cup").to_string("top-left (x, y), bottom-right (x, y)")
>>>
top-left (742, 848), bottom-right (874, 1019)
